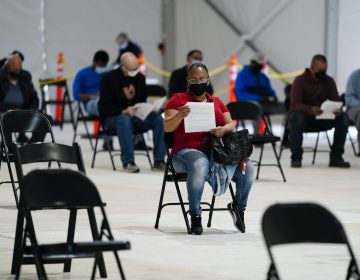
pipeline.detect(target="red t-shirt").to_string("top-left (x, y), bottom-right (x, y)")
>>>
top-left (164, 90), bottom-right (229, 155)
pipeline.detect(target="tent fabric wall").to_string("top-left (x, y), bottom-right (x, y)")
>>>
top-left (338, 0), bottom-right (360, 91)
top-left (0, 0), bottom-right (360, 102)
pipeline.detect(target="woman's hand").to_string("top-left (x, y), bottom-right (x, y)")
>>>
top-left (177, 105), bottom-right (190, 119)
top-left (211, 126), bottom-right (226, 138)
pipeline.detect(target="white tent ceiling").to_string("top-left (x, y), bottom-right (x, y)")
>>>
top-left (0, 0), bottom-right (359, 99)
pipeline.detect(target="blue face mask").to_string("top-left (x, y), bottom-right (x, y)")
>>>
top-left (95, 66), bottom-right (107, 74)
top-left (191, 59), bottom-right (202, 65)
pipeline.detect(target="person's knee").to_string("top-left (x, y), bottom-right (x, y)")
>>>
top-left (336, 112), bottom-right (349, 127)
top-left (114, 114), bottom-right (132, 129)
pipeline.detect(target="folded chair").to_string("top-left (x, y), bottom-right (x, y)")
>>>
top-left (227, 101), bottom-right (286, 182)
top-left (154, 132), bottom-right (236, 234)
top-left (39, 78), bottom-right (75, 129)
top-left (0, 109), bottom-right (55, 207)
top-left (72, 101), bottom-right (100, 150)
top-left (15, 169), bottom-right (130, 279)
top-left (11, 142), bottom-right (107, 277)
top-left (262, 203), bottom-right (360, 280)
top-left (91, 119), bottom-right (153, 170)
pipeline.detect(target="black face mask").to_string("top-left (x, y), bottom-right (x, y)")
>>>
top-left (8, 71), bottom-right (20, 80)
top-left (250, 63), bottom-right (262, 73)
top-left (189, 83), bottom-right (208, 96)
top-left (314, 70), bottom-right (326, 80)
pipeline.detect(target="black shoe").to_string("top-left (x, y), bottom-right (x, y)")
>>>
top-left (329, 157), bottom-right (350, 168)
top-left (291, 159), bottom-right (302, 168)
top-left (190, 215), bottom-right (203, 235)
top-left (227, 202), bottom-right (245, 233)
top-left (153, 161), bottom-right (166, 171)
top-left (123, 161), bottom-right (140, 173)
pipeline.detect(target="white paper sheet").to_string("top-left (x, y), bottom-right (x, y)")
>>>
top-left (184, 102), bottom-right (216, 132)
top-left (134, 96), bottom-right (167, 120)
top-left (316, 100), bottom-right (343, 119)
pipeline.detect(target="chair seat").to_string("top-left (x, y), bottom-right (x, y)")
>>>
top-left (165, 173), bottom-right (187, 182)
top-left (251, 135), bottom-right (281, 144)
top-left (24, 241), bottom-right (130, 256)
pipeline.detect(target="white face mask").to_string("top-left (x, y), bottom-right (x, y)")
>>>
top-left (119, 42), bottom-right (128, 50)
top-left (127, 68), bottom-right (140, 77)
top-left (94, 66), bottom-right (107, 74)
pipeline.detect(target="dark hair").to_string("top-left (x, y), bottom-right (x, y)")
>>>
top-left (11, 50), bottom-right (24, 62)
top-left (93, 50), bottom-right (109, 63)
top-left (311, 54), bottom-right (327, 65)
top-left (187, 62), bottom-right (209, 76)
top-left (187, 49), bottom-right (202, 59)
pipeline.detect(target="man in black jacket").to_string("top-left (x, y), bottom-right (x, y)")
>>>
top-left (0, 54), bottom-right (47, 144)
top-left (99, 52), bottom-right (165, 173)
top-left (168, 49), bottom-right (214, 98)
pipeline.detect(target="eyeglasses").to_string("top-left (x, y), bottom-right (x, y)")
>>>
top-left (187, 78), bottom-right (209, 85)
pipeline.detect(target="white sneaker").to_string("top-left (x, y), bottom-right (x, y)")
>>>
top-left (123, 162), bottom-right (140, 173)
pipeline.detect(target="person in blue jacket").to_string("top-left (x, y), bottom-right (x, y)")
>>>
top-left (235, 53), bottom-right (276, 103)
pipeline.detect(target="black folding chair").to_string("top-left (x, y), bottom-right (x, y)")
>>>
top-left (15, 168), bottom-right (130, 279)
top-left (39, 78), bottom-right (75, 129)
top-left (262, 203), bottom-right (360, 280)
top-left (0, 109), bottom-right (55, 207)
top-left (72, 101), bottom-right (100, 150)
top-left (91, 119), bottom-right (153, 170)
top-left (154, 132), bottom-right (236, 234)
top-left (11, 142), bottom-right (107, 277)
top-left (279, 113), bottom-right (332, 164)
top-left (227, 101), bottom-right (286, 182)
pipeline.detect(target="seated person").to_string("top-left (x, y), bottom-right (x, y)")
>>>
top-left (168, 49), bottom-right (213, 98)
top-left (0, 54), bottom-right (48, 145)
top-left (344, 68), bottom-right (360, 155)
top-left (73, 50), bottom-right (109, 116)
top-left (235, 53), bottom-right (277, 133)
top-left (0, 50), bottom-right (24, 69)
top-left (99, 52), bottom-right (166, 173)
top-left (289, 54), bottom-right (350, 168)
top-left (164, 62), bottom-right (254, 235)
top-left (235, 53), bottom-right (276, 103)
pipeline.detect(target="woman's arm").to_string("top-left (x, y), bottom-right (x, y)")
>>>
top-left (163, 105), bottom-right (190, 132)
top-left (210, 112), bottom-right (235, 137)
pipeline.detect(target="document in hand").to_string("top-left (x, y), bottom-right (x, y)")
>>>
top-left (134, 96), bottom-right (167, 120)
top-left (184, 102), bottom-right (216, 133)
top-left (316, 100), bottom-right (343, 119)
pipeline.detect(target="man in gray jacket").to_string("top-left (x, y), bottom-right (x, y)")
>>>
top-left (344, 69), bottom-right (360, 155)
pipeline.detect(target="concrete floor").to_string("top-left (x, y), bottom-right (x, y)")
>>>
top-left (0, 123), bottom-right (359, 279)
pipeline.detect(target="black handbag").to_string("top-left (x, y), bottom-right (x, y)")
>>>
top-left (211, 129), bottom-right (253, 165)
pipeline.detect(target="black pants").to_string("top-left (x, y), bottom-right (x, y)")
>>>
top-left (289, 111), bottom-right (348, 161)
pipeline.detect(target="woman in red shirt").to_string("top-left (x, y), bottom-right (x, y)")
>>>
top-left (164, 63), bottom-right (254, 235)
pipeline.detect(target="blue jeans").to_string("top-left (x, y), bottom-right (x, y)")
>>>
top-left (84, 99), bottom-right (99, 116)
top-left (105, 112), bottom-right (165, 165)
top-left (289, 111), bottom-right (348, 161)
top-left (172, 149), bottom-right (254, 216)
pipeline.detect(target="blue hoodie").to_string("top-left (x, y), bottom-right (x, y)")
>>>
top-left (235, 65), bottom-right (276, 102)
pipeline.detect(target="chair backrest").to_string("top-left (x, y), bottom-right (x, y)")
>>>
top-left (20, 169), bottom-right (103, 210)
top-left (227, 101), bottom-right (262, 121)
top-left (13, 142), bottom-right (85, 185)
top-left (145, 84), bottom-right (167, 98)
top-left (262, 203), bottom-right (349, 247)
top-left (0, 109), bottom-right (54, 143)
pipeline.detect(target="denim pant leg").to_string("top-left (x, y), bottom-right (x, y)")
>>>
top-left (347, 107), bottom-right (360, 144)
top-left (84, 99), bottom-right (99, 116)
top-left (289, 111), bottom-right (307, 161)
top-left (232, 160), bottom-right (254, 210)
top-left (172, 149), bottom-right (210, 216)
top-left (132, 112), bottom-right (165, 162)
top-left (105, 114), bottom-right (134, 164)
